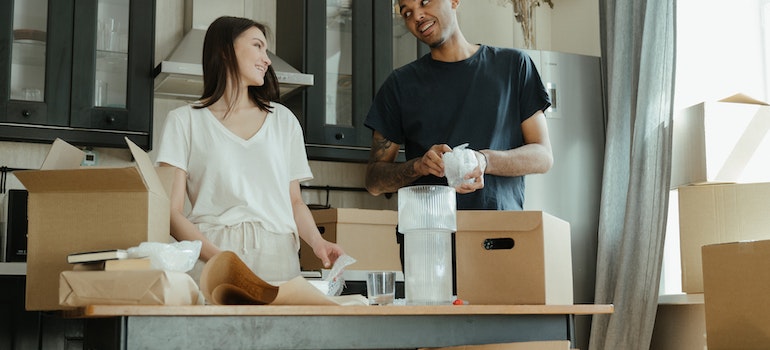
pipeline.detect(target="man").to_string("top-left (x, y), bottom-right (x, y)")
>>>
top-left (364, 0), bottom-right (553, 211)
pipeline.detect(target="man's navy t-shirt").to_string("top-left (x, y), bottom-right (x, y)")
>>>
top-left (365, 45), bottom-right (551, 210)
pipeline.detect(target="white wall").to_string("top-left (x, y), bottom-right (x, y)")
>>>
top-left (458, 0), bottom-right (600, 57)
top-left (154, 0), bottom-right (185, 65)
top-left (456, 1), bottom-right (517, 48)
top-left (550, 0), bottom-right (600, 56)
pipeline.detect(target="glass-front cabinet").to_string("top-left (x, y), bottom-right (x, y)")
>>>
top-left (0, 0), bottom-right (155, 150)
top-left (278, 0), bottom-right (425, 162)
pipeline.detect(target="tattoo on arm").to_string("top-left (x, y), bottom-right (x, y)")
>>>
top-left (366, 135), bottom-right (422, 194)
top-left (371, 136), bottom-right (392, 162)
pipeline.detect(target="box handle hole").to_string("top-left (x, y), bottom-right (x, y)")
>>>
top-left (483, 238), bottom-right (515, 250)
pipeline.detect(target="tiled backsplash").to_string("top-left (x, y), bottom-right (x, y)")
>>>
top-left (302, 160), bottom-right (396, 210)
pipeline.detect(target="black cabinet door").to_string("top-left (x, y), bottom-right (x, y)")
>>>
top-left (70, 0), bottom-right (154, 134)
top-left (0, 0), bottom-right (155, 150)
top-left (278, 0), bottom-right (403, 162)
top-left (0, 0), bottom-right (73, 127)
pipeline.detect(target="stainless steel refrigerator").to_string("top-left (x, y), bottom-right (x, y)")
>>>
top-left (523, 50), bottom-right (606, 350)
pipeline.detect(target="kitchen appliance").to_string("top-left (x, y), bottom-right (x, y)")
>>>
top-left (4, 189), bottom-right (28, 262)
top-left (154, 28), bottom-right (313, 100)
top-left (522, 50), bottom-right (606, 350)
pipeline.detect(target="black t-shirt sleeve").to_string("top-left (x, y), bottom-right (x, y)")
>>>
top-left (517, 51), bottom-right (552, 123)
top-left (364, 73), bottom-right (404, 145)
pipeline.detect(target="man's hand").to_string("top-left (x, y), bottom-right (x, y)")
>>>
top-left (455, 150), bottom-right (486, 194)
top-left (415, 144), bottom-right (452, 177)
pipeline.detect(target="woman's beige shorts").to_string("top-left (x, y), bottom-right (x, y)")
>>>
top-left (189, 221), bottom-right (301, 285)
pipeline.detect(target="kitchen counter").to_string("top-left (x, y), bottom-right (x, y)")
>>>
top-left (77, 303), bottom-right (612, 316)
top-left (75, 304), bottom-right (613, 349)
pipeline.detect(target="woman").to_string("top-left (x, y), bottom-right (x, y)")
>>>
top-left (155, 16), bottom-right (344, 284)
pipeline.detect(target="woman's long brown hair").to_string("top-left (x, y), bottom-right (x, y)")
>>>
top-left (195, 16), bottom-right (280, 115)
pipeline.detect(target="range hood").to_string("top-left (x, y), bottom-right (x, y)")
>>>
top-left (154, 28), bottom-right (313, 100)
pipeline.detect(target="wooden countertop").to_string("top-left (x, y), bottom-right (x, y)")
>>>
top-left (77, 303), bottom-right (613, 317)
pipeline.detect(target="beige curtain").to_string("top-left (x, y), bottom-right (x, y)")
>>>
top-left (589, 0), bottom-right (676, 349)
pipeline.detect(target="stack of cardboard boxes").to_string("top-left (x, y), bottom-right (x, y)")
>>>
top-left (306, 208), bottom-right (574, 350)
top-left (305, 208), bottom-right (574, 306)
top-left (661, 93), bottom-right (770, 349)
top-left (15, 138), bottom-right (180, 311)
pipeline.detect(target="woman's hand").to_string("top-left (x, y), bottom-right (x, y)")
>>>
top-left (311, 239), bottom-right (346, 269)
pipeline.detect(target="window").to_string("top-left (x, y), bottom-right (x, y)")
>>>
top-left (760, 0), bottom-right (770, 98)
top-left (661, 0), bottom-right (769, 295)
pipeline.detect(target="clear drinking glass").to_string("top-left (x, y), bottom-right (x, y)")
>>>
top-left (366, 271), bottom-right (396, 305)
top-left (23, 88), bottom-right (42, 101)
top-left (95, 0), bottom-right (129, 108)
top-left (11, 0), bottom-right (48, 102)
top-left (94, 80), bottom-right (108, 106)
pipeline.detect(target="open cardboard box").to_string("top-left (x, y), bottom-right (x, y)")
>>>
top-left (14, 138), bottom-right (173, 310)
top-left (671, 93), bottom-right (770, 189)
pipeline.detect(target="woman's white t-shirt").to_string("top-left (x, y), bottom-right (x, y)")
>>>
top-left (155, 102), bottom-right (312, 235)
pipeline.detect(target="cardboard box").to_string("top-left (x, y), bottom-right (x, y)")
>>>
top-left (302, 208), bottom-right (400, 271)
top-left (702, 240), bottom-right (770, 350)
top-left (650, 294), bottom-right (706, 350)
top-left (14, 138), bottom-right (173, 310)
top-left (455, 211), bottom-right (573, 305)
top-left (678, 182), bottom-right (770, 293)
top-left (671, 93), bottom-right (770, 189)
top-left (59, 270), bottom-right (199, 306)
top-left (419, 340), bottom-right (570, 350)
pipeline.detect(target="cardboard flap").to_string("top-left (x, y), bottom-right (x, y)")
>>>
top-left (15, 167), bottom-right (148, 192)
top-left (126, 137), bottom-right (166, 196)
top-left (457, 210), bottom-right (543, 232)
top-left (41, 138), bottom-right (85, 170)
top-left (718, 93), bottom-right (769, 106)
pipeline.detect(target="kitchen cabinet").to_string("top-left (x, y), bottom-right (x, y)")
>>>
top-left (0, 276), bottom-right (85, 350)
top-left (277, 0), bottom-right (423, 162)
top-left (0, 0), bottom-right (156, 150)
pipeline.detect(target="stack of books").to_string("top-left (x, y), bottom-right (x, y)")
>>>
top-left (67, 249), bottom-right (153, 271)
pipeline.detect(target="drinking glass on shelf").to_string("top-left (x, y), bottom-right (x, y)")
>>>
top-left (94, 80), bottom-right (108, 106)
top-left (106, 18), bottom-right (120, 52)
top-left (23, 88), bottom-right (43, 102)
top-left (96, 19), bottom-right (105, 50)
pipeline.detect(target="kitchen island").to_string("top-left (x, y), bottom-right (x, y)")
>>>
top-left (76, 304), bottom-right (613, 349)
